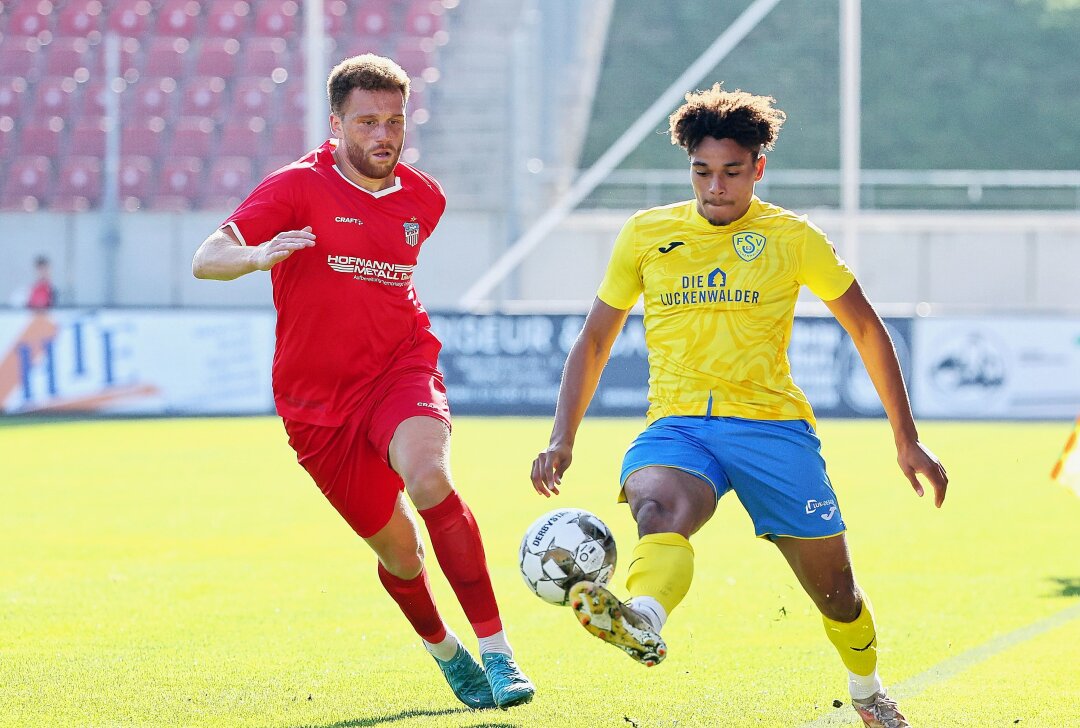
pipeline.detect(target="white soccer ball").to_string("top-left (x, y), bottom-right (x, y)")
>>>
top-left (518, 508), bottom-right (617, 606)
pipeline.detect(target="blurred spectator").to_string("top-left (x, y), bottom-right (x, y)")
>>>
top-left (27, 255), bottom-right (58, 309)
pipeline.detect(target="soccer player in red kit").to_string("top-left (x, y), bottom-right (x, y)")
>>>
top-left (191, 54), bottom-right (535, 711)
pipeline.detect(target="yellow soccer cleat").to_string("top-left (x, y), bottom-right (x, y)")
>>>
top-left (569, 581), bottom-right (667, 667)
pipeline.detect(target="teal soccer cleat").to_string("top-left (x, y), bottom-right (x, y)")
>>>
top-left (481, 652), bottom-right (536, 709)
top-left (433, 644), bottom-right (497, 710)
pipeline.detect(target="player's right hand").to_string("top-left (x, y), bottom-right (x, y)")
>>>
top-left (253, 226), bottom-right (315, 270)
top-left (531, 443), bottom-right (572, 498)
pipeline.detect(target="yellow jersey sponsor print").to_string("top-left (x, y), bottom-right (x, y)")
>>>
top-left (597, 197), bottom-right (854, 426)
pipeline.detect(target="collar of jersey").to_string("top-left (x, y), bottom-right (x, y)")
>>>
top-left (688, 195), bottom-right (763, 231)
top-left (320, 139), bottom-right (403, 198)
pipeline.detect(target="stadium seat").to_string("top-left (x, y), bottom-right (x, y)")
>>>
top-left (180, 76), bottom-right (227, 119)
top-left (145, 37), bottom-right (193, 78)
top-left (6, 3), bottom-right (54, 37)
top-left (0, 76), bottom-right (29, 118)
top-left (271, 122), bottom-right (306, 158)
top-left (54, 156), bottom-right (102, 211)
top-left (218, 118), bottom-right (266, 158)
top-left (118, 155), bottom-right (155, 209)
top-left (79, 80), bottom-right (111, 118)
top-left (405, 0), bottom-right (444, 38)
top-left (57, 0), bottom-right (105, 38)
top-left (394, 37), bottom-right (435, 79)
top-left (122, 120), bottom-right (166, 157)
top-left (71, 117), bottom-right (107, 157)
top-left (107, 0), bottom-right (154, 40)
top-left (0, 121), bottom-right (15, 156)
top-left (206, 156), bottom-right (254, 208)
top-left (204, 0), bottom-right (252, 38)
top-left (86, 36), bottom-right (141, 80)
top-left (353, 0), bottom-right (394, 36)
top-left (168, 116), bottom-right (215, 158)
top-left (29, 76), bottom-right (78, 121)
top-left (130, 77), bottom-right (178, 120)
top-left (0, 155), bottom-right (52, 211)
top-left (338, 34), bottom-right (389, 59)
top-left (238, 37), bottom-right (288, 78)
top-left (231, 76), bottom-right (275, 117)
top-left (0, 37), bottom-right (43, 80)
top-left (254, 0), bottom-right (299, 37)
top-left (324, 0), bottom-right (349, 36)
top-left (20, 123), bottom-right (63, 158)
top-left (155, 0), bottom-right (204, 38)
top-left (154, 156), bottom-right (203, 209)
top-left (44, 37), bottom-right (91, 77)
top-left (194, 38), bottom-right (241, 78)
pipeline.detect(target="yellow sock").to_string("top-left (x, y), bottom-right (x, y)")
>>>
top-left (624, 532), bottom-right (694, 616)
top-left (822, 594), bottom-right (878, 678)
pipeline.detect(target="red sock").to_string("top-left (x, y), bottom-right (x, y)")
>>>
top-left (377, 563), bottom-right (447, 644)
top-left (418, 491), bottom-right (503, 638)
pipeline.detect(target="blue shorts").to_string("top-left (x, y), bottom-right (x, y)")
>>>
top-left (620, 416), bottom-right (845, 540)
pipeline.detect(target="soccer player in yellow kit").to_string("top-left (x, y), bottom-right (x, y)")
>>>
top-left (530, 85), bottom-right (948, 728)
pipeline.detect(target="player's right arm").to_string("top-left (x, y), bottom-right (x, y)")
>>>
top-left (531, 298), bottom-right (630, 497)
top-left (192, 225), bottom-right (315, 281)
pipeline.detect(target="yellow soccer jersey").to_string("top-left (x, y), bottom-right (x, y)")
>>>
top-left (597, 196), bottom-right (854, 426)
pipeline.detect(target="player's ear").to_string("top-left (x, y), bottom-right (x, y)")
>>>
top-left (754, 154), bottom-right (766, 181)
top-left (329, 113), bottom-right (342, 139)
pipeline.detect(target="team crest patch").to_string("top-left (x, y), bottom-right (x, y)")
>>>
top-left (403, 221), bottom-right (420, 247)
top-left (733, 231), bottom-right (767, 262)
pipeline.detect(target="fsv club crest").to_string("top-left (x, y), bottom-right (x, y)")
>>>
top-left (733, 231), bottom-right (766, 262)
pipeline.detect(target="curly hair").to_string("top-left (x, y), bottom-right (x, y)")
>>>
top-left (668, 83), bottom-right (786, 156)
top-left (327, 54), bottom-right (410, 117)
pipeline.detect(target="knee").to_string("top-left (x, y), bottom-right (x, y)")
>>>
top-left (633, 497), bottom-right (677, 536)
top-left (380, 542), bottom-right (425, 579)
top-left (400, 460), bottom-right (452, 506)
top-left (817, 581), bottom-right (862, 623)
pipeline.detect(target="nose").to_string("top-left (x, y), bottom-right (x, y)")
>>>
top-left (709, 175), bottom-right (724, 195)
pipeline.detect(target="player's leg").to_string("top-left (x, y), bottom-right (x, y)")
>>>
top-left (571, 417), bottom-right (722, 666)
top-left (774, 535), bottom-right (908, 727)
top-left (387, 414), bottom-right (534, 708)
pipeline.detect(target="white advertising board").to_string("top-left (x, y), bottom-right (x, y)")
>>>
top-left (912, 317), bottom-right (1080, 419)
top-left (0, 310), bottom-right (275, 415)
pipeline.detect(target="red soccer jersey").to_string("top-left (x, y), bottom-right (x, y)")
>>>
top-left (223, 140), bottom-right (447, 426)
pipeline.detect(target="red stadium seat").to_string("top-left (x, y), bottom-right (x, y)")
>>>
top-left (0, 37), bottom-right (43, 80)
top-left (271, 122), bottom-right (306, 158)
top-left (394, 37), bottom-right (435, 79)
top-left (180, 76), bottom-right (227, 118)
top-left (324, 0), bottom-right (349, 37)
top-left (168, 116), bottom-right (215, 158)
top-left (1, 155), bottom-right (52, 211)
top-left (194, 38), bottom-right (240, 78)
top-left (130, 77), bottom-right (178, 120)
top-left (238, 37), bottom-right (288, 78)
top-left (338, 34), bottom-right (389, 59)
top-left (204, 0), bottom-right (252, 38)
top-left (6, 3), bottom-right (53, 37)
top-left (119, 155), bottom-right (155, 209)
top-left (79, 80), bottom-right (110, 118)
top-left (145, 37), bottom-right (193, 78)
top-left (20, 123), bottom-right (63, 158)
top-left (218, 118), bottom-right (266, 158)
top-left (55, 156), bottom-right (102, 211)
top-left (108, 0), bottom-right (154, 40)
top-left (29, 76), bottom-right (78, 120)
top-left (206, 156), bottom-right (254, 208)
top-left (405, 0), bottom-right (444, 38)
top-left (154, 156), bottom-right (203, 209)
top-left (155, 0), bottom-right (204, 38)
top-left (231, 76), bottom-right (275, 117)
top-left (57, 0), bottom-right (105, 38)
top-left (44, 37), bottom-right (91, 77)
top-left (353, 0), bottom-right (393, 36)
top-left (0, 121), bottom-right (15, 156)
top-left (254, 0), bottom-right (299, 37)
top-left (87, 36), bottom-right (141, 80)
top-left (0, 76), bottom-right (30, 118)
top-left (122, 120), bottom-right (166, 157)
top-left (71, 117), bottom-right (107, 157)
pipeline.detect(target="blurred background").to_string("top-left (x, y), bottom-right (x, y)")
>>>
top-left (1, 0), bottom-right (1078, 422)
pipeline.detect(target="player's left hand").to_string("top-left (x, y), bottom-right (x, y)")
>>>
top-left (897, 440), bottom-right (948, 507)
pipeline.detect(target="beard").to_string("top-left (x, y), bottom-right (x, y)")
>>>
top-left (343, 141), bottom-right (402, 180)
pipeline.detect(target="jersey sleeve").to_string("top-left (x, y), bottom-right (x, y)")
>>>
top-left (222, 169), bottom-right (303, 247)
top-left (596, 215), bottom-right (643, 309)
top-left (796, 221), bottom-right (855, 302)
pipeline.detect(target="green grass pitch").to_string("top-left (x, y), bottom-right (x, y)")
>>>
top-left (2, 417), bottom-right (1078, 727)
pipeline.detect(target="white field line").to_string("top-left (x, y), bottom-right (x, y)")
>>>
top-left (797, 600), bottom-right (1080, 727)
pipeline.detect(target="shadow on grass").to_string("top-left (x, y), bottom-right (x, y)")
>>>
top-left (290, 706), bottom-right (519, 728)
top-left (1048, 577), bottom-right (1080, 597)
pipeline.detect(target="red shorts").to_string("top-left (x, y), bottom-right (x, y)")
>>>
top-left (283, 366), bottom-right (451, 538)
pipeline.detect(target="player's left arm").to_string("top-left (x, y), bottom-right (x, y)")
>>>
top-left (825, 281), bottom-right (949, 507)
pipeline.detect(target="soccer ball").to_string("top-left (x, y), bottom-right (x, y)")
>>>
top-left (518, 508), bottom-right (617, 606)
